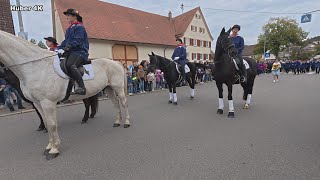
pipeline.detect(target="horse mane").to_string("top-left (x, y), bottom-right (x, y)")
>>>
top-left (0, 30), bottom-right (51, 55)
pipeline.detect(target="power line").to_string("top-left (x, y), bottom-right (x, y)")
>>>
top-left (184, 6), bottom-right (320, 15)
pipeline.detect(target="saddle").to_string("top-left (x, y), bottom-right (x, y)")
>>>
top-left (60, 58), bottom-right (92, 77)
top-left (175, 62), bottom-right (190, 74)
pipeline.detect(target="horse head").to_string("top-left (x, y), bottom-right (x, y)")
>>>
top-left (217, 27), bottom-right (238, 59)
top-left (148, 52), bottom-right (160, 72)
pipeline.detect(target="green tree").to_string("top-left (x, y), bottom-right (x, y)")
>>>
top-left (37, 40), bottom-right (47, 49)
top-left (254, 17), bottom-right (308, 58)
top-left (30, 38), bottom-right (37, 44)
top-left (315, 44), bottom-right (320, 55)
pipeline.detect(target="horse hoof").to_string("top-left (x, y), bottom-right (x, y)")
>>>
top-left (89, 114), bottom-right (95, 118)
top-left (173, 102), bottom-right (178, 105)
top-left (46, 153), bottom-right (59, 160)
top-left (243, 104), bottom-right (249, 109)
top-left (81, 121), bottom-right (87, 124)
top-left (228, 112), bottom-right (235, 118)
top-left (168, 100), bottom-right (173, 104)
top-left (43, 129), bottom-right (48, 133)
top-left (124, 124), bottom-right (131, 128)
top-left (217, 109), bottom-right (223, 114)
top-left (190, 96), bottom-right (194, 100)
top-left (36, 126), bottom-right (46, 131)
top-left (43, 149), bottom-right (50, 156)
top-left (113, 123), bottom-right (121, 127)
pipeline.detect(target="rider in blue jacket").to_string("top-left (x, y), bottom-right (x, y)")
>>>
top-left (58, 9), bottom-right (89, 95)
top-left (172, 38), bottom-right (187, 80)
top-left (230, 25), bottom-right (247, 82)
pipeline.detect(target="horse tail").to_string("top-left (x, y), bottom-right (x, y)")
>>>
top-left (124, 68), bottom-right (128, 96)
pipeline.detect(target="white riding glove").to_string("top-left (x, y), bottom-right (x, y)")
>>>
top-left (174, 57), bottom-right (179, 61)
top-left (57, 49), bottom-right (65, 55)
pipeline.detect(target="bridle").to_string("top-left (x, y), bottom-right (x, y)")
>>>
top-left (149, 55), bottom-right (171, 71)
top-left (0, 54), bottom-right (58, 71)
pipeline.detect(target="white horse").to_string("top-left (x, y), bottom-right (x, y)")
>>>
top-left (0, 30), bottom-right (130, 160)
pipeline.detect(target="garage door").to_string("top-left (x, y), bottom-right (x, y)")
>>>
top-left (112, 45), bottom-right (138, 65)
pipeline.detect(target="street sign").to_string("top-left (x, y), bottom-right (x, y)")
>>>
top-left (265, 52), bottom-right (270, 58)
top-left (301, 14), bottom-right (312, 23)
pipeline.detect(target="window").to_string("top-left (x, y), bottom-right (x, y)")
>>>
top-left (204, 41), bottom-right (207, 47)
top-left (195, 14), bottom-right (201, 19)
top-left (194, 39), bottom-right (197, 47)
top-left (200, 40), bottom-right (203, 47)
top-left (191, 25), bottom-right (197, 32)
top-left (200, 54), bottom-right (203, 60)
top-left (185, 38), bottom-right (189, 46)
top-left (199, 28), bottom-right (205, 34)
top-left (192, 53), bottom-right (197, 60)
top-left (204, 54), bottom-right (208, 60)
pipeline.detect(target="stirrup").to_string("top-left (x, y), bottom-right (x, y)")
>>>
top-left (240, 76), bottom-right (246, 82)
top-left (71, 87), bottom-right (86, 95)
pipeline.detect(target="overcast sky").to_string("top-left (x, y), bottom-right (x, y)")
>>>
top-left (10, 0), bottom-right (319, 46)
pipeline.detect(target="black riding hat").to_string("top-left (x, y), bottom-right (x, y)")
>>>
top-left (63, 9), bottom-right (83, 23)
top-left (44, 37), bottom-right (58, 45)
top-left (232, 24), bottom-right (241, 30)
top-left (176, 38), bottom-right (183, 43)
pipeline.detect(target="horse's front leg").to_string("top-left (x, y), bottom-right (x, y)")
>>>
top-left (216, 82), bottom-right (224, 114)
top-left (40, 99), bottom-right (60, 160)
top-left (168, 83), bottom-right (173, 104)
top-left (186, 73), bottom-right (195, 99)
top-left (227, 83), bottom-right (235, 118)
top-left (81, 98), bottom-right (90, 124)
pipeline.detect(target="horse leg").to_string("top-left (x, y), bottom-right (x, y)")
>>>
top-left (105, 87), bottom-right (122, 127)
top-left (244, 78), bottom-right (255, 109)
top-left (168, 83), bottom-right (173, 104)
top-left (227, 83), bottom-right (235, 118)
top-left (172, 83), bottom-right (178, 105)
top-left (39, 99), bottom-right (60, 160)
top-left (33, 102), bottom-right (51, 155)
top-left (34, 103), bottom-right (47, 132)
top-left (89, 94), bottom-right (98, 118)
top-left (81, 98), bottom-right (90, 124)
top-left (216, 82), bottom-right (224, 114)
top-left (186, 73), bottom-right (195, 99)
top-left (116, 87), bottom-right (130, 128)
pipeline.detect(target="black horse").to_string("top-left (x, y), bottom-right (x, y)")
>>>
top-left (0, 63), bottom-right (99, 131)
top-left (214, 28), bottom-right (257, 118)
top-left (148, 52), bottom-right (196, 105)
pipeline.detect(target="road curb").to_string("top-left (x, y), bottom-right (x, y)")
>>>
top-left (0, 89), bottom-right (168, 117)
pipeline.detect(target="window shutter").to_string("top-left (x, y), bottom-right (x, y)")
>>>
top-left (197, 53), bottom-right (200, 60)
top-left (209, 42), bottom-right (211, 48)
top-left (191, 53), bottom-right (194, 60)
top-left (190, 39), bottom-right (193, 46)
top-left (209, 54), bottom-right (212, 60)
top-left (184, 37), bottom-right (186, 44)
top-left (197, 40), bottom-right (200, 47)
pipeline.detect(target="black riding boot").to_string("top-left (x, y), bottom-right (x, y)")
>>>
top-left (181, 64), bottom-right (186, 80)
top-left (241, 64), bottom-right (247, 83)
top-left (70, 65), bottom-right (86, 95)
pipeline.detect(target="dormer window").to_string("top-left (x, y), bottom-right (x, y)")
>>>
top-left (195, 14), bottom-right (201, 19)
top-left (191, 25), bottom-right (197, 32)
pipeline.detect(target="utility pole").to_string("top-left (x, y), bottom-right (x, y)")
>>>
top-left (16, 0), bottom-right (28, 40)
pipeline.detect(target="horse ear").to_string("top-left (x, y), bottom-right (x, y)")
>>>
top-left (226, 28), bottom-right (232, 35)
top-left (220, 27), bottom-right (225, 35)
top-left (152, 52), bottom-right (155, 56)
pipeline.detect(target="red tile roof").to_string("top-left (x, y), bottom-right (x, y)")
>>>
top-left (54, 0), bottom-right (205, 46)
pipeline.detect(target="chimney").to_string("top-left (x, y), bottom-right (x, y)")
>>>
top-left (168, 11), bottom-right (172, 21)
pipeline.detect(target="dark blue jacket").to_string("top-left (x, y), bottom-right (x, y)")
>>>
top-left (231, 36), bottom-right (244, 55)
top-left (58, 23), bottom-right (89, 60)
top-left (172, 46), bottom-right (187, 65)
top-left (0, 78), bottom-right (11, 88)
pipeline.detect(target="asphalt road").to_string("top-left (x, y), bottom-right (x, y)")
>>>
top-left (0, 73), bottom-right (320, 180)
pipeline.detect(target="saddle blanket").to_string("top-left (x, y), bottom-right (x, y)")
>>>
top-left (175, 63), bottom-right (190, 74)
top-left (233, 59), bottom-right (250, 70)
top-left (53, 55), bottom-right (94, 80)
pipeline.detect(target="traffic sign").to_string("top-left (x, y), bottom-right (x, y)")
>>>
top-left (301, 14), bottom-right (312, 23)
top-left (265, 52), bottom-right (270, 58)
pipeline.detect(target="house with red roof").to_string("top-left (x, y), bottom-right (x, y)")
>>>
top-left (52, 0), bottom-right (213, 64)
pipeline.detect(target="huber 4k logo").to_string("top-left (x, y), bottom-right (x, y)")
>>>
top-left (11, 5), bottom-right (44, 11)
